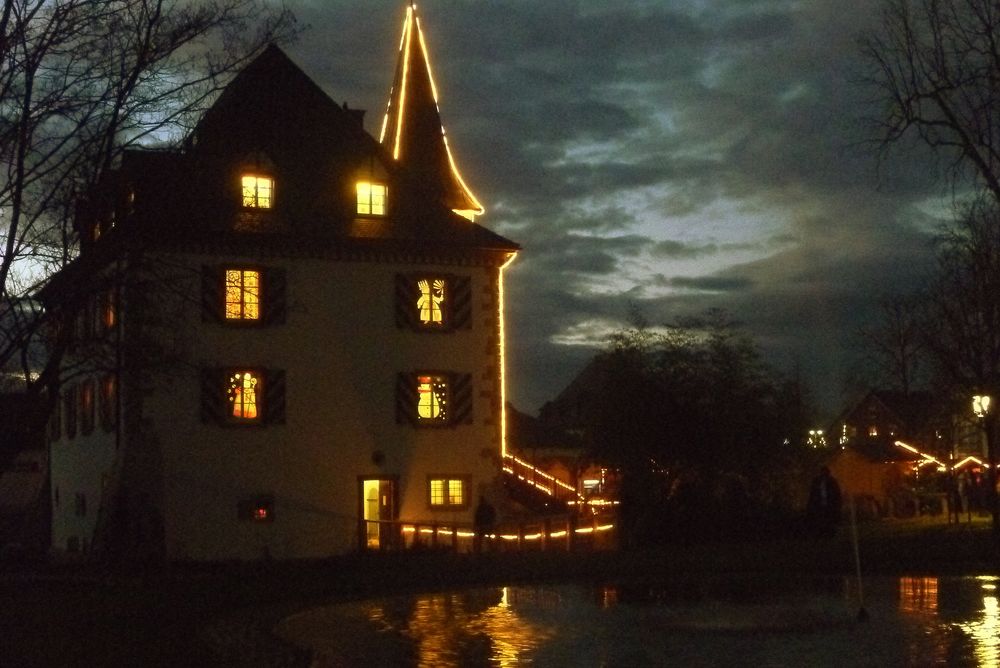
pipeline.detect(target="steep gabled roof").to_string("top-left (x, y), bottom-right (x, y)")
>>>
top-left (192, 43), bottom-right (376, 156)
top-left (55, 43), bottom-right (517, 270)
top-left (379, 4), bottom-right (484, 219)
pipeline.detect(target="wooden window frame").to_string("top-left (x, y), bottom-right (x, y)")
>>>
top-left (396, 371), bottom-right (473, 427)
top-left (201, 367), bottom-right (285, 427)
top-left (241, 174), bottom-right (274, 209)
top-left (427, 476), bottom-right (468, 510)
top-left (226, 369), bottom-right (264, 424)
top-left (204, 265), bottom-right (285, 326)
top-left (224, 268), bottom-right (262, 322)
top-left (416, 373), bottom-right (450, 425)
top-left (395, 273), bottom-right (472, 332)
top-left (356, 181), bottom-right (387, 217)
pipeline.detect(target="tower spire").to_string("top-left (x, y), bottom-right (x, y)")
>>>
top-left (380, 3), bottom-right (484, 221)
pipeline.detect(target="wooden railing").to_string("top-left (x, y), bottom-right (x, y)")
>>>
top-left (501, 453), bottom-right (582, 504)
top-left (360, 514), bottom-right (616, 554)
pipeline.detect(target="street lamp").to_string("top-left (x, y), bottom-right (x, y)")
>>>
top-left (973, 394), bottom-right (1000, 536)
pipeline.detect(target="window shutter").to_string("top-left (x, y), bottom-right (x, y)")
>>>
top-left (264, 369), bottom-right (286, 424)
top-left (201, 266), bottom-right (224, 322)
top-left (450, 275), bottom-right (472, 330)
top-left (396, 372), bottom-right (418, 424)
top-left (450, 373), bottom-right (473, 425)
top-left (263, 268), bottom-right (287, 325)
top-left (395, 274), bottom-right (419, 329)
top-left (200, 368), bottom-right (226, 424)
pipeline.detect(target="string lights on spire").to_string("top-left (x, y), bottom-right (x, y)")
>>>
top-left (380, 3), bottom-right (484, 221)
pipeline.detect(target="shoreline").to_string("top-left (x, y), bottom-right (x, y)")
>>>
top-left (3, 520), bottom-right (999, 666)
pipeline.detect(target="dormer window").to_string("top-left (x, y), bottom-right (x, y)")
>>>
top-left (242, 175), bottom-right (273, 209)
top-left (356, 182), bottom-right (387, 216)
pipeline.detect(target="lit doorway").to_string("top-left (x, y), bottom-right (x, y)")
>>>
top-left (360, 478), bottom-right (396, 550)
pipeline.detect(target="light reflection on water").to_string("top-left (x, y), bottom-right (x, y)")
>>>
top-left (276, 576), bottom-right (1000, 667)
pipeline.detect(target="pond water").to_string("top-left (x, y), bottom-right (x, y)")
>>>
top-left (277, 575), bottom-right (1000, 667)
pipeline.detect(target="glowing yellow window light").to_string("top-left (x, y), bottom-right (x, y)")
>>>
top-left (430, 479), bottom-right (445, 505)
top-left (225, 269), bottom-right (260, 320)
top-left (429, 478), bottom-right (463, 506)
top-left (241, 175), bottom-right (273, 208)
top-left (356, 182), bottom-right (387, 216)
top-left (229, 371), bottom-right (259, 420)
top-left (417, 278), bottom-right (445, 325)
top-left (448, 479), bottom-right (464, 505)
top-left (417, 375), bottom-right (447, 420)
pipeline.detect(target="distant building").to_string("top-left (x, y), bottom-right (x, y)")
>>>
top-left (832, 390), bottom-right (945, 459)
top-left (41, 7), bottom-right (518, 561)
top-left (827, 390), bottom-right (978, 517)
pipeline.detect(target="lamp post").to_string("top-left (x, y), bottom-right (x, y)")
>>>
top-left (973, 394), bottom-right (1000, 537)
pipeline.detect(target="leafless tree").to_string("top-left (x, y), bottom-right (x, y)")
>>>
top-left (861, 294), bottom-right (928, 395)
top-left (859, 0), bottom-right (1000, 201)
top-left (922, 198), bottom-right (1000, 533)
top-left (0, 0), bottom-right (296, 396)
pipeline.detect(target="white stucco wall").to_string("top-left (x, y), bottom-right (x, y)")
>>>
top-left (139, 251), bottom-right (504, 560)
top-left (49, 398), bottom-right (117, 555)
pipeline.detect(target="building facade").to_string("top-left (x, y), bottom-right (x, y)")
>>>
top-left (44, 9), bottom-right (518, 561)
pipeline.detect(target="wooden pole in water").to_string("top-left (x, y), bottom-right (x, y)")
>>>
top-left (849, 494), bottom-right (869, 622)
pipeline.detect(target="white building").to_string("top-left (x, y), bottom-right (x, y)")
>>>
top-left (44, 8), bottom-right (518, 561)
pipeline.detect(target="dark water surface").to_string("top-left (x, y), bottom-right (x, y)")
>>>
top-left (277, 575), bottom-right (1000, 666)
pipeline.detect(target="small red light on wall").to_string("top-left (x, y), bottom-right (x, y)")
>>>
top-left (239, 494), bottom-right (274, 522)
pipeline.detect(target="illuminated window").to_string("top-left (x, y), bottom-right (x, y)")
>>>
top-left (356, 182), bottom-right (387, 216)
top-left (397, 372), bottom-right (472, 426)
top-left (429, 477), bottom-right (466, 508)
top-left (396, 274), bottom-right (472, 331)
top-left (204, 266), bottom-right (284, 325)
top-left (225, 269), bottom-right (260, 320)
top-left (228, 371), bottom-right (261, 421)
top-left (64, 385), bottom-right (77, 439)
top-left (417, 278), bottom-right (445, 325)
top-left (99, 375), bottom-right (116, 432)
top-left (100, 290), bottom-right (116, 331)
top-left (202, 368), bottom-right (284, 425)
top-left (80, 381), bottom-right (95, 435)
top-left (417, 375), bottom-right (448, 421)
top-left (241, 175), bottom-right (273, 209)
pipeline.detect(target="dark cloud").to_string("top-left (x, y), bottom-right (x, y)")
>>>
top-left (284, 0), bottom-right (949, 418)
top-left (664, 275), bottom-right (754, 292)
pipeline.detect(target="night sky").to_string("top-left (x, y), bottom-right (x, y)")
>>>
top-left (285, 1), bottom-right (952, 420)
